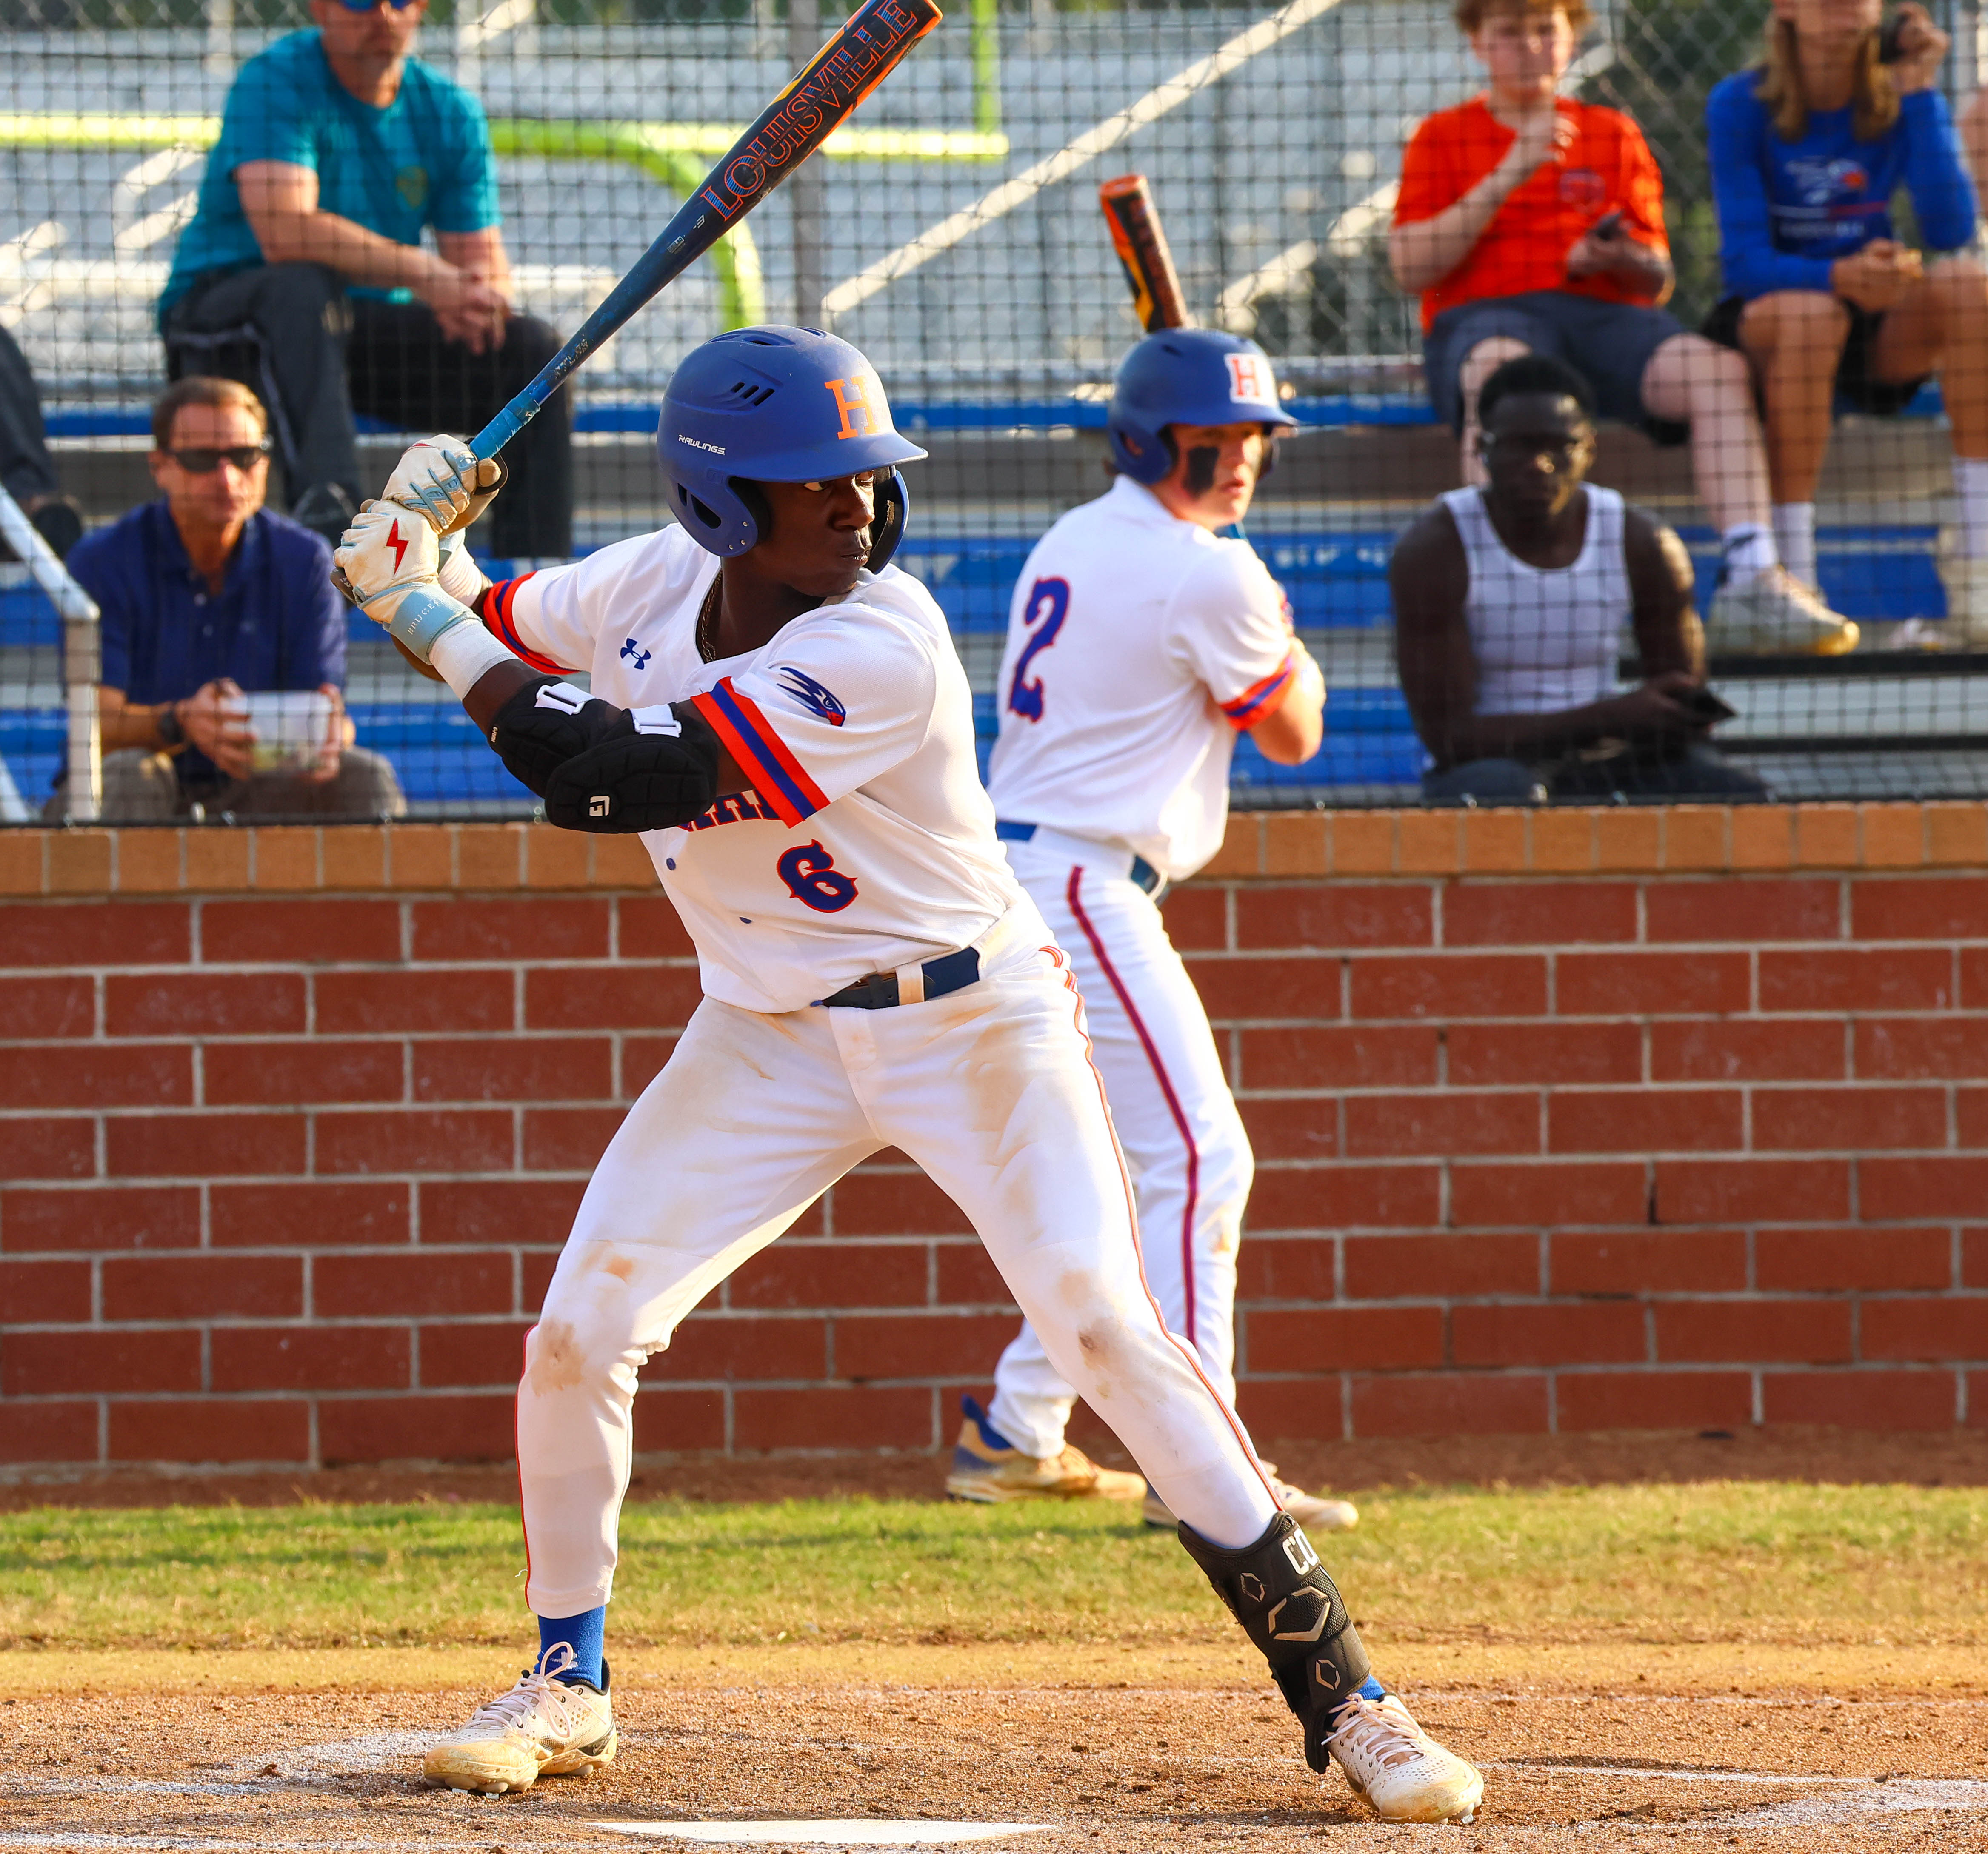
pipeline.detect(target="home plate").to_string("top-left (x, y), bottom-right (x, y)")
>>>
top-left (592, 1823), bottom-right (1048, 1846)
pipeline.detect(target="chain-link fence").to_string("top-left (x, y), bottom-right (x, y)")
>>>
top-left (4, 0), bottom-right (1987, 821)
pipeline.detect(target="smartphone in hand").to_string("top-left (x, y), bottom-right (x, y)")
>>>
top-left (1678, 686), bottom-right (1737, 724)
top-left (1878, 9), bottom-right (1908, 63)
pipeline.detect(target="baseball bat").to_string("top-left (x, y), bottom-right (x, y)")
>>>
top-left (470, 0), bottom-right (942, 462)
top-left (1099, 174), bottom-right (1192, 333)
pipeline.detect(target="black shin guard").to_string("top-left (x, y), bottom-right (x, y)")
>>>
top-left (1177, 1511), bottom-right (1372, 1772)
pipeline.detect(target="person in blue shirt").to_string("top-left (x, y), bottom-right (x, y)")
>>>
top-left (61, 376), bottom-right (403, 822)
top-left (158, 0), bottom-right (571, 559)
top-left (1704, 0), bottom-right (1988, 642)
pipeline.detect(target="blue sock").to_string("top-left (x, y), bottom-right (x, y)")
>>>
top-left (962, 1394), bottom-right (1013, 1452)
top-left (537, 1606), bottom-right (606, 1689)
top-left (1357, 1675), bottom-right (1386, 1702)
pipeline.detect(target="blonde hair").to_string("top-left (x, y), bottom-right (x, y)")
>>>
top-left (1755, 14), bottom-right (1898, 143)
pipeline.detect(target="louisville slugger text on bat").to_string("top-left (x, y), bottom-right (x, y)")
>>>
top-left (471, 0), bottom-right (941, 462)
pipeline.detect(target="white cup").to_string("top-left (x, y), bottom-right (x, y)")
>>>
top-left (234, 690), bottom-right (337, 772)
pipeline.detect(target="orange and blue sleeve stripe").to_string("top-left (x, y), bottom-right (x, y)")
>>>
top-left (1220, 650), bottom-right (1296, 730)
top-left (476, 573), bottom-right (568, 675)
top-left (688, 677), bottom-right (830, 828)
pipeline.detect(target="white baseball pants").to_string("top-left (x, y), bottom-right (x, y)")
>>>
top-left (987, 834), bottom-right (1254, 1463)
top-left (517, 900), bottom-right (1279, 1617)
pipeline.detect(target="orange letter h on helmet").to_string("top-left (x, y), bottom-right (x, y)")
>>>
top-left (825, 374), bottom-right (880, 439)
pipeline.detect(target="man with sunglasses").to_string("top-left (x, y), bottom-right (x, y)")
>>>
top-left (157, 0), bottom-right (570, 558)
top-left (60, 376), bottom-right (403, 821)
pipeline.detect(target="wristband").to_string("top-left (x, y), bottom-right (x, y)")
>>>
top-left (430, 621), bottom-right (518, 700)
top-left (375, 585), bottom-right (475, 662)
top-left (436, 528), bottom-right (492, 608)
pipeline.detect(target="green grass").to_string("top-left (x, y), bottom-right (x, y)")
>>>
top-left (3, 1483), bottom-right (1985, 1652)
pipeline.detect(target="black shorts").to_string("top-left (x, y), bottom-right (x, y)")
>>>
top-left (1702, 293), bottom-right (1931, 418)
top-left (1422, 289), bottom-right (1691, 446)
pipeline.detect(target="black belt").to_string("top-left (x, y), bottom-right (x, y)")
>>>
top-left (817, 944), bottom-right (982, 1010)
top-left (994, 820), bottom-right (1163, 896)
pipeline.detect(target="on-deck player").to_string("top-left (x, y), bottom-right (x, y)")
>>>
top-left (335, 326), bottom-right (1484, 1824)
top-left (951, 329), bottom-right (1357, 1536)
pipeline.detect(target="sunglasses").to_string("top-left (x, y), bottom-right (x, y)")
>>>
top-left (331, 0), bottom-right (422, 11)
top-left (163, 442), bottom-right (272, 473)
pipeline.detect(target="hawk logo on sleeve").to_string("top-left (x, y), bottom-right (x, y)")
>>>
top-left (774, 667), bottom-right (847, 727)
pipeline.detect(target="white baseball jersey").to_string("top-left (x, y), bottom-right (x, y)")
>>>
top-left (483, 525), bottom-right (1021, 1014)
top-left (984, 474), bottom-right (1298, 883)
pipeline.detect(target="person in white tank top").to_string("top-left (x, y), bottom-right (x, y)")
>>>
top-left (1391, 354), bottom-right (1770, 803)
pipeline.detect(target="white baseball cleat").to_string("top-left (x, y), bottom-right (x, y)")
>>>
top-left (1323, 1691), bottom-right (1484, 1823)
top-left (423, 1645), bottom-right (616, 1795)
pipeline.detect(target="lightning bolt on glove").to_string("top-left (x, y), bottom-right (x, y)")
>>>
top-left (333, 500), bottom-right (475, 662)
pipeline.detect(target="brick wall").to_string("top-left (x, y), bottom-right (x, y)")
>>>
top-left (3, 804), bottom-right (1986, 1472)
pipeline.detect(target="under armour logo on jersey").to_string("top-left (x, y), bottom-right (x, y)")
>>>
top-left (824, 374), bottom-right (882, 439)
top-left (620, 637), bottom-right (652, 672)
top-left (775, 667), bottom-right (847, 727)
top-left (386, 518), bottom-right (408, 572)
top-left (1226, 351), bottom-right (1276, 406)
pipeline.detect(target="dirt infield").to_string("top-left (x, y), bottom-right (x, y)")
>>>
top-left (4, 1647), bottom-right (1985, 1853)
top-left (7, 1436), bottom-right (1985, 1851)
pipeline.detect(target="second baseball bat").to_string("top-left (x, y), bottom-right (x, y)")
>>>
top-left (472, 0), bottom-right (942, 462)
top-left (1100, 174), bottom-right (1192, 333)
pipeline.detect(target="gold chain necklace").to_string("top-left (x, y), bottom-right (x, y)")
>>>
top-left (695, 575), bottom-right (722, 662)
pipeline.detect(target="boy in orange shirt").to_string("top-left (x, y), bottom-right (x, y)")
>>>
top-left (1391, 0), bottom-right (1855, 654)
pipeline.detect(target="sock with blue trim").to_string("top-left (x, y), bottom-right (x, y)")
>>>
top-left (537, 1606), bottom-right (606, 1689)
top-left (961, 1394), bottom-right (1014, 1452)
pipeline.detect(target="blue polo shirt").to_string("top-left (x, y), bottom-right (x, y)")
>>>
top-left (67, 502), bottom-right (346, 786)
top-left (160, 28), bottom-right (500, 320)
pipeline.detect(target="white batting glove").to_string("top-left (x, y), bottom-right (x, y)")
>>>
top-left (380, 433), bottom-right (505, 536)
top-left (334, 501), bottom-right (472, 662)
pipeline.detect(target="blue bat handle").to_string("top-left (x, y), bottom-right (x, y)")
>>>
top-left (472, 400), bottom-right (532, 462)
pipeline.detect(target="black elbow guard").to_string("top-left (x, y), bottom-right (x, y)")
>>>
top-left (490, 678), bottom-right (721, 833)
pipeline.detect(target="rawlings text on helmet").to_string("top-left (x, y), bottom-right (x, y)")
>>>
top-left (655, 326), bottom-right (928, 566)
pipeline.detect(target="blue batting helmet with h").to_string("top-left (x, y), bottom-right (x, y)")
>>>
top-left (657, 325), bottom-right (930, 570)
top-left (1106, 329), bottom-right (1298, 485)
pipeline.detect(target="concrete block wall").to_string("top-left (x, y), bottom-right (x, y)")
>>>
top-left (2, 805), bottom-right (1986, 1471)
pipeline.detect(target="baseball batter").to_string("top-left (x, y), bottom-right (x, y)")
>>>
top-left (334, 326), bottom-right (1483, 1825)
top-left (954, 330), bottom-right (1354, 1537)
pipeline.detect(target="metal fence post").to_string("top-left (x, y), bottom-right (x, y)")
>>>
top-left (0, 486), bottom-right (99, 826)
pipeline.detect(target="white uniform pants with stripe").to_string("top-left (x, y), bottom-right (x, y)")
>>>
top-left (988, 839), bottom-right (1254, 1463)
top-left (517, 901), bottom-right (1278, 1617)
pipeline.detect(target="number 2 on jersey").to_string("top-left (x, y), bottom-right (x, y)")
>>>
top-left (1006, 576), bottom-right (1070, 722)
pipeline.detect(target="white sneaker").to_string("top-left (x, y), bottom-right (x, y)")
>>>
top-left (1935, 534), bottom-right (1988, 647)
top-left (1143, 1468), bottom-right (1358, 1533)
top-left (423, 1646), bottom-right (616, 1795)
top-left (1324, 1691), bottom-right (1484, 1823)
top-left (1705, 567), bottom-right (1859, 656)
top-left (1267, 1474), bottom-right (1359, 1535)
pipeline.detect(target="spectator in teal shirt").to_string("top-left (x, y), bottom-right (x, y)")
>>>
top-left (160, 0), bottom-right (571, 559)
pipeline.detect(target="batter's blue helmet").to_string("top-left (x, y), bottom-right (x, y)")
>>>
top-left (657, 325), bottom-right (929, 570)
top-left (1106, 329), bottom-right (1298, 485)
